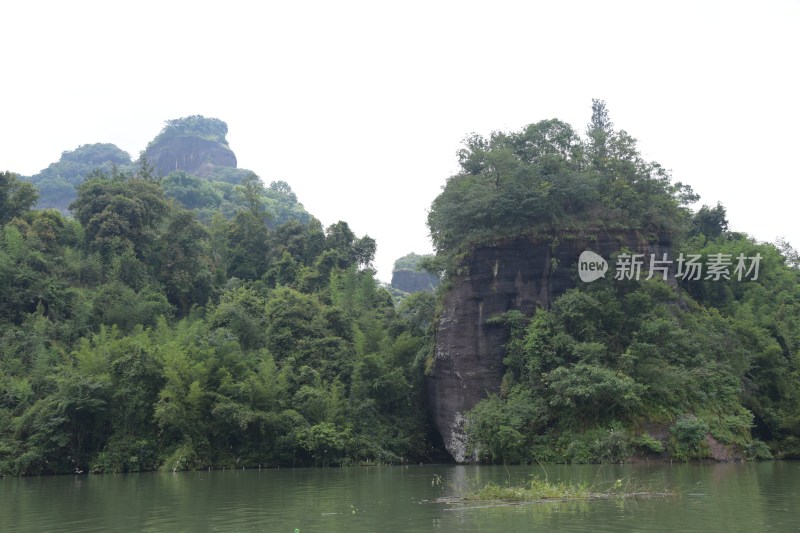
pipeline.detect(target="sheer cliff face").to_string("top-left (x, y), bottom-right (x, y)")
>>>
top-left (391, 270), bottom-right (439, 293)
top-left (144, 136), bottom-right (237, 177)
top-left (426, 232), bottom-right (671, 462)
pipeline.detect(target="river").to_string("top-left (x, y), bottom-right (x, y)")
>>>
top-left (1, 462), bottom-right (798, 532)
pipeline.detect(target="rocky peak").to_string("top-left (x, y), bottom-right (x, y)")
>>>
top-left (391, 269), bottom-right (439, 293)
top-left (143, 115), bottom-right (237, 178)
top-left (390, 252), bottom-right (440, 294)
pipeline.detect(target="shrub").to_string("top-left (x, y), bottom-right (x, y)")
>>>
top-left (744, 439), bottom-right (773, 460)
top-left (633, 432), bottom-right (665, 454)
top-left (669, 416), bottom-right (709, 460)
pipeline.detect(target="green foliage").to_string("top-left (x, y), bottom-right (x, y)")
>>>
top-left (566, 427), bottom-right (632, 464)
top-left (466, 386), bottom-right (547, 463)
top-left (467, 477), bottom-right (591, 501)
top-left (296, 422), bottom-right (351, 466)
top-left (149, 115), bottom-right (229, 145)
top-left (690, 202), bottom-right (728, 240)
top-left (633, 433), bottom-right (665, 454)
top-left (451, 105), bottom-right (800, 462)
top-left (396, 292), bottom-right (436, 335)
top-left (20, 119), bottom-right (312, 229)
top-left (23, 143), bottom-right (132, 211)
top-left (162, 171), bottom-right (223, 209)
top-left (393, 252), bottom-right (434, 272)
top-left (465, 475), bottom-right (672, 501)
top-left (669, 416), bottom-right (710, 461)
top-left (3, 105), bottom-right (799, 474)
top-left (70, 175), bottom-right (169, 260)
top-left (744, 439), bottom-right (773, 460)
top-left (467, 244), bottom-right (800, 462)
top-left (0, 156), bottom-right (436, 475)
top-left (0, 172), bottom-right (38, 226)
top-left (544, 364), bottom-right (645, 425)
top-left (154, 210), bottom-right (213, 311)
top-left (427, 102), bottom-right (691, 260)
top-left (225, 210), bottom-right (270, 280)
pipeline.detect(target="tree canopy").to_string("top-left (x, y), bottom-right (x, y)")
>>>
top-left (0, 168), bottom-right (438, 475)
top-left (148, 115), bottom-right (230, 145)
top-left (0, 172), bottom-right (38, 226)
top-left (427, 100), bottom-right (697, 258)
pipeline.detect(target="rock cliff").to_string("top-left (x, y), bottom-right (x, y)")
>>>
top-left (391, 269), bottom-right (439, 293)
top-left (144, 136), bottom-right (237, 178)
top-left (426, 230), bottom-right (671, 462)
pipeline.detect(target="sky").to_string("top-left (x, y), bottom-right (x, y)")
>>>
top-left (2, 0), bottom-right (798, 282)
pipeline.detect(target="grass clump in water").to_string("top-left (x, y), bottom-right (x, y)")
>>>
top-left (466, 478), bottom-right (590, 501)
top-left (465, 476), bottom-right (672, 502)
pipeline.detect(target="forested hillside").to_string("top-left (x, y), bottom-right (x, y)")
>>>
top-left (25, 143), bottom-right (132, 212)
top-left (2, 105), bottom-right (798, 475)
top-left (0, 158), bottom-right (439, 474)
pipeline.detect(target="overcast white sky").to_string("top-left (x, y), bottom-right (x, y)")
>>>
top-left (2, 1), bottom-right (798, 282)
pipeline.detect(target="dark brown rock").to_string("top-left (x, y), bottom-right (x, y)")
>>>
top-left (144, 136), bottom-right (237, 178)
top-left (427, 230), bottom-right (672, 462)
top-left (705, 434), bottom-right (743, 461)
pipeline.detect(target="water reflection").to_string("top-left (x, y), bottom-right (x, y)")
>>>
top-left (1, 462), bottom-right (798, 532)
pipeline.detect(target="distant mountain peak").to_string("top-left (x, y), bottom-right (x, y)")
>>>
top-left (144, 115), bottom-right (237, 178)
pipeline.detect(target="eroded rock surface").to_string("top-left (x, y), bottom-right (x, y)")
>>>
top-left (145, 136), bottom-right (237, 177)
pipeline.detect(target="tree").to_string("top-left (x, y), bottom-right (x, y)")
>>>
top-left (427, 100), bottom-right (690, 258)
top-left (267, 219), bottom-right (325, 267)
top-left (513, 119), bottom-right (584, 165)
top-left (586, 98), bottom-right (614, 169)
top-left (13, 368), bottom-right (111, 474)
top-left (26, 144), bottom-right (133, 211)
top-left (238, 173), bottom-right (268, 220)
top-left (162, 171), bottom-right (223, 209)
top-left (0, 172), bottom-right (38, 226)
top-left (775, 237), bottom-right (800, 269)
top-left (70, 176), bottom-right (168, 259)
top-left (156, 210), bottom-right (213, 312)
top-left (269, 180), bottom-right (298, 203)
top-left (225, 210), bottom-right (270, 280)
top-left (150, 115), bottom-right (229, 145)
top-left (691, 202), bottom-right (729, 240)
top-left (264, 287), bottom-right (327, 361)
top-left (325, 221), bottom-right (356, 253)
top-left (353, 235), bottom-right (376, 269)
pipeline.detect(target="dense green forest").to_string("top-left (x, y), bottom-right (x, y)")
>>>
top-left (0, 154), bottom-right (439, 474)
top-left (2, 105), bottom-right (798, 475)
top-left (427, 100), bottom-right (800, 463)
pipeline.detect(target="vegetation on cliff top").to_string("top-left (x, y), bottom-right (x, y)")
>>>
top-left (393, 252), bottom-right (435, 273)
top-left (427, 100), bottom-right (697, 260)
top-left (147, 115), bottom-right (230, 146)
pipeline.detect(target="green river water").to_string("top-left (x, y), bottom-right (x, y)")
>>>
top-left (1, 462), bottom-right (798, 532)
